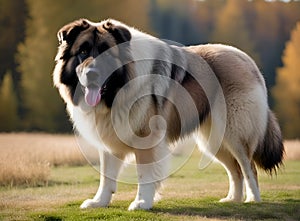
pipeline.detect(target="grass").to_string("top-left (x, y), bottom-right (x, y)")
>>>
top-left (284, 140), bottom-right (300, 161)
top-left (1, 162), bottom-right (299, 220)
top-left (0, 133), bottom-right (299, 220)
top-left (0, 134), bottom-right (299, 187)
top-left (0, 133), bottom-right (87, 186)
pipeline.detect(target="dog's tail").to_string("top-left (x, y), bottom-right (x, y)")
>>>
top-left (253, 110), bottom-right (284, 174)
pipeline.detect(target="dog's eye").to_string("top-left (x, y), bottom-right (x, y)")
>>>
top-left (80, 50), bottom-right (88, 55)
top-left (77, 49), bottom-right (89, 64)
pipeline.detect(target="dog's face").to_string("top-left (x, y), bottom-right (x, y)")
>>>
top-left (53, 19), bottom-right (132, 107)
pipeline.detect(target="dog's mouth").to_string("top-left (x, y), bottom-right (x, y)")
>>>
top-left (76, 56), bottom-right (115, 107)
top-left (76, 63), bottom-right (105, 107)
top-left (84, 85), bottom-right (102, 107)
top-left (81, 79), bottom-right (109, 107)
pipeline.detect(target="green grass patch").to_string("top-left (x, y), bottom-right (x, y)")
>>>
top-left (28, 195), bottom-right (300, 221)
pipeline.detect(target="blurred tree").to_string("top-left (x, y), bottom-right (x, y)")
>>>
top-left (192, 0), bottom-right (224, 39)
top-left (211, 0), bottom-right (260, 65)
top-left (0, 72), bottom-right (18, 131)
top-left (149, 0), bottom-right (207, 45)
top-left (253, 1), bottom-right (300, 99)
top-left (273, 22), bottom-right (300, 139)
top-left (0, 0), bottom-right (27, 121)
top-left (18, 0), bottom-right (73, 132)
top-left (0, 0), bottom-right (27, 83)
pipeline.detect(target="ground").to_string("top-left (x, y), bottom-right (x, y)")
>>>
top-left (0, 134), bottom-right (299, 220)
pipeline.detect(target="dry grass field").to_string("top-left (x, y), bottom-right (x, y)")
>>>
top-left (0, 133), bottom-right (87, 186)
top-left (284, 140), bottom-right (300, 160)
top-left (0, 133), bottom-right (299, 187)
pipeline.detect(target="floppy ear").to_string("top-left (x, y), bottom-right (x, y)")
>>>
top-left (103, 20), bottom-right (131, 44)
top-left (57, 19), bottom-right (90, 45)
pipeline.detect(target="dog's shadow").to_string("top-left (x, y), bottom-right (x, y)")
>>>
top-left (151, 199), bottom-right (300, 220)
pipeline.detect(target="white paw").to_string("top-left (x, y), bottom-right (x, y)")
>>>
top-left (245, 196), bottom-right (261, 203)
top-left (220, 197), bottom-right (234, 203)
top-left (219, 196), bottom-right (243, 203)
top-left (128, 200), bottom-right (153, 211)
top-left (80, 199), bottom-right (109, 209)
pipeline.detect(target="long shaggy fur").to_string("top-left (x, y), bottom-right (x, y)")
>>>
top-left (53, 18), bottom-right (284, 210)
top-left (254, 110), bottom-right (284, 174)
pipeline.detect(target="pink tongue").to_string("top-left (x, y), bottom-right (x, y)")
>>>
top-left (84, 87), bottom-right (101, 107)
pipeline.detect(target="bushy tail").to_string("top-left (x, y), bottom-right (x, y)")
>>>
top-left (253, 110), bottom-right (284, 174)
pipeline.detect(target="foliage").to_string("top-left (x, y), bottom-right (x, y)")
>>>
top-left (18, 0), bottom-right (72, 132)
top-left (0, 0), bottom-right (27, 120)
top-left (149, 0), bottom-right (206, 45)
top-left (273, 22), bottom-right (300, 139)
top-left (0, 0), bottom-right (299, 133)
top-left (0, 0), bottom-right (26, 85)
top-left (211, 0), bottom-right (260, 64)
top-left (253, 0), bottom-right (300, 95)
top-left (0, 72), bottom-right (18, 131)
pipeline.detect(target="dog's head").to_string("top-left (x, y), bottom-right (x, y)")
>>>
top-left (53, 19), bottom-right (132, 107)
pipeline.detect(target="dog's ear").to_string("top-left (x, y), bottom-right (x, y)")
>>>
top-left (57, 19), bottom-right (90, 45)
top-left (103, 20), bottom-right (131, 44)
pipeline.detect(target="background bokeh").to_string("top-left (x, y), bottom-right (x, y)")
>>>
top-left (0, 0), bottom-right (299, 138)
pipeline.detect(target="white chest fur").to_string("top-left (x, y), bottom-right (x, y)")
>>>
top-left (67, 102), bottom-right (107, 151)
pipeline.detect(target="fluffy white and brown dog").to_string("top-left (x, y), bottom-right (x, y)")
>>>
top-left (53, 19), bottom-right (284, 210)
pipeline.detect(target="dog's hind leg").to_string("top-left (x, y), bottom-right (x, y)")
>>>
top-left (216, 147), bottom-right (244, 202)
top-left (228, 140), bottom-right (261, 202)
top-left (251, 160), bottom-right (259, 193)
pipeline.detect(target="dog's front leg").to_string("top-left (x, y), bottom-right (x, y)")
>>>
top-left (128, 164), bottom-right (157, 210)
top-left (80, 151), bottom-right (124, 209)
top-left (128, 144), bottom-right (170, 210)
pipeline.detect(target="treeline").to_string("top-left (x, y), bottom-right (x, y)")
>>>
top-left (0, 0), bottom-right (299, 138)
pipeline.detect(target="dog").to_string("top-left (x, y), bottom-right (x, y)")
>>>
top-left (53, 18), bottom-right (284, 210)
